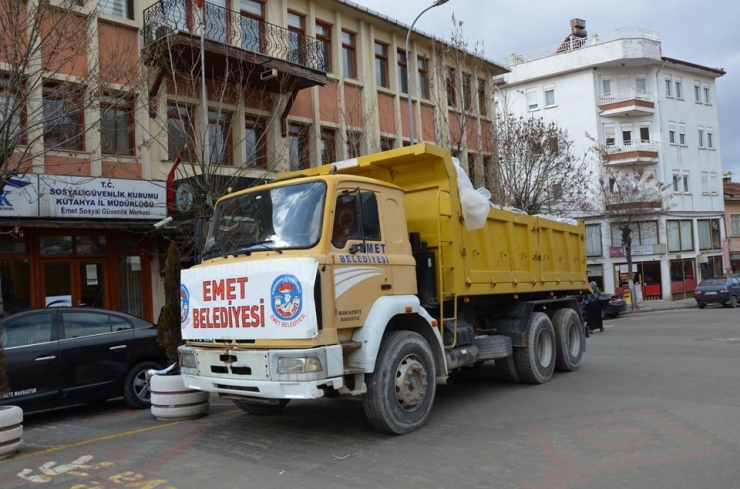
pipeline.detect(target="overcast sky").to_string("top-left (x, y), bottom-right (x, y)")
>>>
top-left (365, 0), bottom-right (740, 178)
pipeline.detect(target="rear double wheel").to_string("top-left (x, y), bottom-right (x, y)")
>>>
top-left (514, 312), bottom-right (556, 384)
top-left (552, 308), bottom-right (585, 372)
top-left (363, 331), bottom-right (436, 435)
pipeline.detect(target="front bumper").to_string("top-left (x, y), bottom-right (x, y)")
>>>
top-left (178, 344), bottom-right (345, 400)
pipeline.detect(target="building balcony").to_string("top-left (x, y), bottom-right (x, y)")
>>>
top-left (604, 141), bottom-right (659, 165)
top-left (599, 89), bottom-right (655, 116)
top-left (141, 0), bottom-right (327, 94)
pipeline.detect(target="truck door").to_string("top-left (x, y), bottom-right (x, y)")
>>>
top-left (330, 187), bottom-right (391, 327)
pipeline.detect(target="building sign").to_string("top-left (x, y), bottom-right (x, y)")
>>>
top-left (609, 244), bottom-right (666, 257)
top-left (0, 176), bottom-right (40, 218)
top-left (39, 176), bottom-right (166, 220)
top-left (180, 258), bottom-right (319, 341)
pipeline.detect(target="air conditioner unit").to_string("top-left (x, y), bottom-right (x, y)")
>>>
top-left (260, 69), bottom-right (278, 81)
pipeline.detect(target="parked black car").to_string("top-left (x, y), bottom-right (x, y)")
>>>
top-left (602, 293), bottom-right (627, 318)
top-left (694, 276), bottom-right (740, 308)
top-left (0, 308), bottom-right (166, 411)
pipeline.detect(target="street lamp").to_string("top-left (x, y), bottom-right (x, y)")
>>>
top-left (405, 0), bottom-right (450, 145)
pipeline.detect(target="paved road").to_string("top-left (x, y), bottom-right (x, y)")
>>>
top-left (2, 308), bottom-right (740, 488)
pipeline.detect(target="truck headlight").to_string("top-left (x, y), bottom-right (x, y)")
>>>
top-left (179, 351), bottom-right (196, 369)
top-left (277, 356), bottom-right (323, 374)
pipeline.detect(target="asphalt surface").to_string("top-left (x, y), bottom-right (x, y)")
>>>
top-left (2, 303), bottom-right (740, 488)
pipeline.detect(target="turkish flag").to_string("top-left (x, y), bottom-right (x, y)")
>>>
top-left (194, 0), bottom-right (205, 7)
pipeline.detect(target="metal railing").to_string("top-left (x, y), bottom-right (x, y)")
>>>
top-left (600, 88), bottom-right (654, 104)
top-left (142, 0), bottom-right (327, 73)
top-left (606, 141), bottom-right (659, 154)
top-left (505, 29), bottom-right (660, 67)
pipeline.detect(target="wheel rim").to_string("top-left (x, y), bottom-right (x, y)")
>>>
top-left (394, 354), bottom-right (429, 412)
top-left (133, 370), bottom-right (152, 402)
top-left (536, 329), bottom-right (554, 368)
top-left (567, 321), bottom-right (581, 357)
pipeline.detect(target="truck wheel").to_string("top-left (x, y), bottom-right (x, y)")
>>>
top-left (363, 331), bottom-right (436, 434)
top-left (494, 355), bottom-right (521, 383)
top-left (552, 308), bottom-right (584, 372)
top-left (514, 312), bottom-right (556, 384)
top-left (233, 399), bottom-right (290, 415)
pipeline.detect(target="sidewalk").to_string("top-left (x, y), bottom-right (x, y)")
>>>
top-left (622, 298), bottom-right (697, 314)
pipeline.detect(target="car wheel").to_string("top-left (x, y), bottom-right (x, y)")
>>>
top-left (731, 296), bottom-right (738, 308)
top-left (123, 361), bottom-right (162, 409)
top-left (698, 302), bottom-right (706, 309)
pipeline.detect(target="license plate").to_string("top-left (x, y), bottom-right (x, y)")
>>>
top-left (705, 291), bottom-right (717, 295)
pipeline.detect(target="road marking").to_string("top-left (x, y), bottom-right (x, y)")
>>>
top-left (1, 409), bottom-right (240, 464)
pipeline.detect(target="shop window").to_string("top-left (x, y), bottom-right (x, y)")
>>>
top-left (77, 236), bottom-right (108, 254)
top-left (40, 236), bottom-right (73, 255)
top-left (119, 256), bottom-right (143, 318)
top-left (0, 258), bottom-right (31, 313)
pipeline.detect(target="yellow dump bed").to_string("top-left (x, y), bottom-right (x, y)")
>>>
top-left (280, 143), bottom-right (589, 299)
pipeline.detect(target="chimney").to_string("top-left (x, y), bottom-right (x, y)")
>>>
top-left (570, 18), bottom-right (587, 38)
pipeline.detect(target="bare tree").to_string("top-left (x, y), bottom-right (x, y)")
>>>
top-left (489, 112), bottom-right (590, 215)
top-left (0, 1), bottom-right (137, 193)
top-left (586, 141), bottom-right (672, 295)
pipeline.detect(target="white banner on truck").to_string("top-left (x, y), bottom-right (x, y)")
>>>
top-left (180, 257), bottom-right (319, 340)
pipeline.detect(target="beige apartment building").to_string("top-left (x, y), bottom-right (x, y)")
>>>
top-left (0, 0), bottom-right (504, 320)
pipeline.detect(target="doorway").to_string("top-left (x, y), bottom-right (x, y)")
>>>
top-left (43, 260), bottom-right (106, 308)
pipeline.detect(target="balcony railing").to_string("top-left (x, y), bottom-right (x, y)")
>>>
top-left (606, 141), bottom-right (659, 154)
top-left (599, 89), bottom-right (654, 105)
top-left (142, 0), bottom-right (327, 73)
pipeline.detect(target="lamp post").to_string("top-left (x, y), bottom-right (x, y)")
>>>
top-left (405, 0), bottom-right (450, 145)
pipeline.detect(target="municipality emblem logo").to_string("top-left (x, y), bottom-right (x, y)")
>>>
top-left (271, 274), bottom-right (303, 321)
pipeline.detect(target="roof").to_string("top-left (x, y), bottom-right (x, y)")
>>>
top-left (661, 57), bottom-right (726, 77)
top-left (723, 182), bottom-right (740, 199)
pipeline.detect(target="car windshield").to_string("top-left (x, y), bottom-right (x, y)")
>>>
top-left (700, 278), bottom-right (727, 286)
top-left (203, 181), bottom-right (326, 259)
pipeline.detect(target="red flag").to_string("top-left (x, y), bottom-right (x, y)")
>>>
top-left (166, 144), bottom-right (188, 214)
top-left (194, 0), bottom-right (205, 7)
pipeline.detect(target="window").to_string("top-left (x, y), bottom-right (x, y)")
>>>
top-left (0, 78), bottom-right (23, 145)
top-left (667, 220), bottom-right (694, 252)
top-left (462, 73), bottom-right (472, 111)
top-left (665, 77), bottom-right (672, 97)
top-left (478, 78), bottom-right (487, 115)
top-left (701, 172), bottom-right (709, 195)
top-left (205, 0), bottom-right (228, 43)
top-left (346, 131), bottom-right (361, 158)
top-left (611, 221), bottom-right (659, 247)
top-left (100, 95), bottom-right (133, 156)
top-left (167, 103), bottom-right (191, 161)
top-left (320, 127), bottom-right (336, 164)
top-left (544, 86), bottom-right (556, 107)
top-left (240, 0), bottom-right (265, 54)
top-left (679, 125), bottom-right (686, 145)
top-left (639, 126), bottom-right (650, 143)
top-left (445, 68), bottom-right (456, 107)
top-left (374, 41), bottom-right (389, 88)
top-left (526, 88), bottom-right (539, 111)
top-left (697, 219), bottom-right (721, 250)
top-left (674, 78), bottom-right (682, 99)
top-left (315, 22), bottom-right (332, 72)
top-left (417, 57), bottom-right (429, 99)
top-left (694, 83), bottom-right (701, 102)
top-left (703, 85), bottom-right (710, 104)
top-left (100, 0), bottom-right (133, 20)
top-left (604, 124), bottom-right (615, 146)
top-left (622, 124), bottom-right (633, 146)
top-left (206, 110), bottom-right (232, 166)
top-left (731, 214), bottom-right (740, 237)
top-left (341, 30), bottom-right (356, 79)
top-left (244, 118), bottom-right (266, 168)
top-left (62, 312), bottom-right (114, 339)
top-left (288, 122), bottom-right (309, 170)
top-left (707, 131), bottom-right (714, 149)
top-left (698, 129), bottom-right (704, 148)
top-left (287, 12), bottom-right (306, 65)
top-left (636, 77), bottom-right (647, 96)
top-left (710, 172), bottom-right (718, 195)
top-left (380, 136), bottom-right (394, 152)
top-left (669, 130), bottom-right (676, 144)
top-left (397, 49), bottom-right (408, 94)
top-left (2, 313), bottom-right (53, 348)
top-left (0, 256), bottom-right (30, 312)
top-left (673, 173), bottom-right (690, 193)
top-left (585, 224), bottom-right (602, 257)
top-left (683, 174), bottom-right (689, 193)
top-left (43, 85), bottom-right (83, 150)
top-left (332, 191), bottom-right (381, 248)
top-left (601, 78), bottom-right (611, 97)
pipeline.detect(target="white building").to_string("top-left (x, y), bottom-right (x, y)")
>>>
top-left (495, 23), bottom-right (726, 301)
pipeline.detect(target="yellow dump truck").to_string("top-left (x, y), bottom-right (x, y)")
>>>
top-left (178, 143), bottom-right (589, 434)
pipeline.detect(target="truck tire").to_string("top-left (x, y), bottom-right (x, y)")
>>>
top-left (363, 330), bottom-right (436, 434)
top-left (494, 355), bottom-right (521, 383)
top-left (514, 312), bottom-right (556, 384)
top-left (233, 399), bottom-right (290, 415)
top-left (552, 308), bottom-right (584, 372)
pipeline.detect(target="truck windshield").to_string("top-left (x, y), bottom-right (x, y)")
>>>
top-left (203, 181), bottom-right (326, 259)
